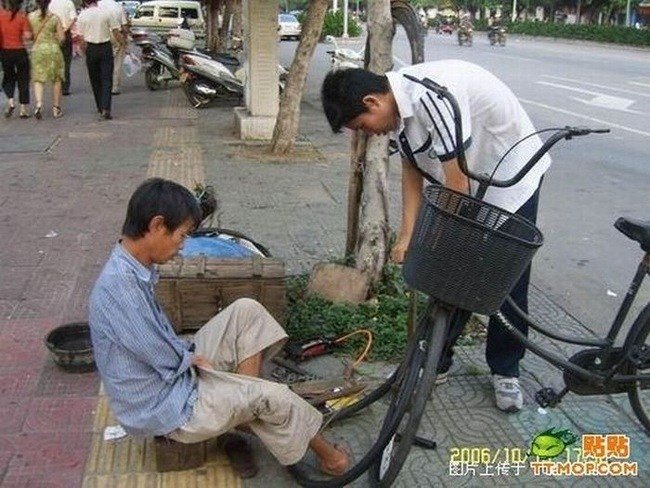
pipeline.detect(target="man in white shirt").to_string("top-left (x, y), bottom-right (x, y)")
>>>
top-left (321, 61), bottom-right (552, 413)
top-left (49, 0), bottom-right (77, 95)
top-left (77, 0), bottom-right (123, 119)
top-left (98, 0), bottom-right (128, 95)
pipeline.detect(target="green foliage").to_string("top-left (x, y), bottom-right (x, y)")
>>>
top-left (285, 261), bottom-right (488, 361)
top-left (477, 20), bottom-right (650, 46)
top-left (284, 265), bottom-right (419, 361)
top-left (321, 10), bottom-right (363, 38)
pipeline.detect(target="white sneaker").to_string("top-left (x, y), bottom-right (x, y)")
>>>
top-left (492, 374), bottom-right (523, 413)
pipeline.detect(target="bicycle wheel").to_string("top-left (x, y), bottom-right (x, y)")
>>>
top-left (371, 303), bottom-right (451, 487)
top-left (625, 304), bottom-right (650, 433)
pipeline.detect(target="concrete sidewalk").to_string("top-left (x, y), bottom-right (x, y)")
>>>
top-left (0, 56), bottom-right (646, 487)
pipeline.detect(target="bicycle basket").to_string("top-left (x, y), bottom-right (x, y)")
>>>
top-left (403, 185), bottom-right (544, 315)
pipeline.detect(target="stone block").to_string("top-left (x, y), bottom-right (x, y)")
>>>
top-left (307, 263), bottom-right (370, 304)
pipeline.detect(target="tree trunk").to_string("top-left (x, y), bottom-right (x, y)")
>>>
top-left (219, 0), bottom-right (234, 51)
top-left (208, 0), bottom-right (223, 52)
top-left (346, 131), bottom-right (366, 257)
top-left (354, 0), bottom-right (393, 285)
top-left (232, 0), bottom-right (243, 40)
top-left (270, 0), bottom-right (329, 154)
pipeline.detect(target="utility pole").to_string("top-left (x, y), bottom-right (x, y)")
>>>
top-left (625, 0), bottom-right (631, 26)
top-left (333, 0), bottom-right (338, 13)
top-left (511, 0), bottom-right (517, 22)
top-left (343, 0), bottom-right (349, 37)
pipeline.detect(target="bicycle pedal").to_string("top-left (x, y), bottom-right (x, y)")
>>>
top-left (535, 387), bottom-right (563, 408)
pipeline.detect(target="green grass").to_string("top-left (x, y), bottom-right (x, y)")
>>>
top-left (285, 263), bottom-right (486, 362)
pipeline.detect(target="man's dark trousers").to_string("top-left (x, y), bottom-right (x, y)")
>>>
top-left (61, 30), bottom-right (73, 94)
top-left (437, 184), bottom-right (542, 378)
top-left (85, 42), bottom-right (114, 113)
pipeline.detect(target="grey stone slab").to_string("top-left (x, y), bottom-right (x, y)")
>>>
top-left (0, 135), bottom-right (58, 154)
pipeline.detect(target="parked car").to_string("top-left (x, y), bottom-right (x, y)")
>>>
top-left (278, 13), bottom-right (301, 40)
top-left (131, 0), bottom-right (206, 40)
top-left (121, 1), bottom-right (141, 19)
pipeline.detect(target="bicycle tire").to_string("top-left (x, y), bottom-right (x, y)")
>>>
top-left (327, 312), bottom-right (427, 424)
top-left (288, 312), bottom-right (431, 487)
top-left (625, 304), bottom-right (650, 433)
top-left (371, 304), bottom-right (451, 486)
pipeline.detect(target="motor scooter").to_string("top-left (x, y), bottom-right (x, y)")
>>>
top-left (131, 28), bottom-right (239, 91)
top-left (179, 54), bottom-right (288, 108)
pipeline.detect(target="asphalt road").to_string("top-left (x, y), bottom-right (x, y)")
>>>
top-left (279, 31), bottom-right (650, 337)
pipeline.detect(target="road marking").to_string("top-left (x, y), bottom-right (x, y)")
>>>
top-left (536, 81), bottom-right (642, 114)
top-left (518, 97), bottom-right (650, 138)
top-left (486, 52), bottom-right (540, 63)
top-left (629, 81), bottom-right (650, 89)
top-left (541, 75), bottom-right (650, 98)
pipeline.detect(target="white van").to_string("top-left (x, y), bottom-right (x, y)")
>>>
top-left (131, 1), bottom-right (206, 40)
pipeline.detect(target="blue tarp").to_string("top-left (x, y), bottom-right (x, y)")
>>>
top-left (180, 236), bottom-right (255, 258)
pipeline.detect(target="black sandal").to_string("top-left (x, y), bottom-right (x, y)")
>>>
top-left (4, 104), bottom-right (15, 118)
top-left (52, 106), bottom-right (63, 119)
top-left (34, 106), bottom-right (42, 120)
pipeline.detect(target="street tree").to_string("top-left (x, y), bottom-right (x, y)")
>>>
top-left (353, 0), bottom-right (394, 285)
top-left (270, 0), bottom-right (329, 154)
top-left (347, 1), bottom-right (424, 286)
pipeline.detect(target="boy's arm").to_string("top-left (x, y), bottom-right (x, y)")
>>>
top-left (391, 157), bottom-right (423, 263)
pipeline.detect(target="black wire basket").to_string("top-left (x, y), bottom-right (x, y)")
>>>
top-left (403, 185), bottom-right (544, 315)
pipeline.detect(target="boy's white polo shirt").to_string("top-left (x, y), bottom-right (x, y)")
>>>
top-left (387, 60), bottom-right (551, 213)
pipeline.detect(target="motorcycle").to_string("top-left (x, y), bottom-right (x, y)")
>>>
top-left (437, 23), bottom-right (454, 35)
top-left (179, 54), bottom-right (288, 108)
top-left (324, 35), bottom-right (364, 70)
top-left (488, 26), bottom-right (507, 46)
top-left (131, 28), bottom-right (240, 91)
top-left (457, 25), bottom-right (473, 46)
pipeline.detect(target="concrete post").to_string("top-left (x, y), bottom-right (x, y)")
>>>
top-left (343, 0), bottom-right (349, 38)
top-left (234, 0), bottom-right (279, 140)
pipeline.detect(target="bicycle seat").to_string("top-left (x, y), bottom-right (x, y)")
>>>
top-left (615, 217), bottom-right (650, 252)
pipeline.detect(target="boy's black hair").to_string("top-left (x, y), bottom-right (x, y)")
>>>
top-left (122, 178), bottom-right (202, 238)
top-left (321, 68), bottom-right (390, 133)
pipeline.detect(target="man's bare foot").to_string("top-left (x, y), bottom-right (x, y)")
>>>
top-left (318, 443), bottom-right (350, 477)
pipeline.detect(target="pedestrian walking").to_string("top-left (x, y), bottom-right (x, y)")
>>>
top-left (0, 0), bottom-right (32, 118)
top-left (28, 0), bottom-right (66, 119)
top-left (48, 0), bottom-right (76, 96)
top-left (77, 0), bottom-right (122, 120)
top-left (98, 0), bottom-right (128, 95)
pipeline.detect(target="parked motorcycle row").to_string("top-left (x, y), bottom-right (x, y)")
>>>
top-left (131, 28), bottom-right (287, 109)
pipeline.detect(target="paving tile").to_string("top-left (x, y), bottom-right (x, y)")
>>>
top-left (1, 464), bottom-right (83, 488)
top-left (34, 365), bottom-right (99, 398)
top-left (0, 367), bottom-right (40, 398)
top-left (0, 397), bottom-right (30, 435)
top-left (23, 397), bottom-right (97, 433)
top-left (2, 431), bottom-right (92, 470)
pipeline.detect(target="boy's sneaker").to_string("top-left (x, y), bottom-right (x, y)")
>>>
top-left (492, 374), bottom-right (523, 413)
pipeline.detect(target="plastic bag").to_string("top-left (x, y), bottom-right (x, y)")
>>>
top-left (122, 53), bottom-right (142, 78)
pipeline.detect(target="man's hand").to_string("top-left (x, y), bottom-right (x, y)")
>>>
top-left (191, 354), bottom-right (212, 370)
top-left (390, 235), bottom-right (410, 264)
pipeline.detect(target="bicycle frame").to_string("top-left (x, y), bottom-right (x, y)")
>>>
top-left (498, 252), bottom-right (650, 388)
top-left (403, 74), bottom-right (649, 389)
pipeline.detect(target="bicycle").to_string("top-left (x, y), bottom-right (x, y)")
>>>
top-left (289, 76), bottom-right (648, 487)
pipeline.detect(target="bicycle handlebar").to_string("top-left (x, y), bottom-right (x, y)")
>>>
top-left (402, 74), bottom-right (610, 195)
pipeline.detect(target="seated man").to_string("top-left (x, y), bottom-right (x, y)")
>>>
top-left (89, 178), bottom-right (349, 477)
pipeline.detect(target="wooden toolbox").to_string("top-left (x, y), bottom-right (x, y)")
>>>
top-left (155, 256), bottom-right (286, 333)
